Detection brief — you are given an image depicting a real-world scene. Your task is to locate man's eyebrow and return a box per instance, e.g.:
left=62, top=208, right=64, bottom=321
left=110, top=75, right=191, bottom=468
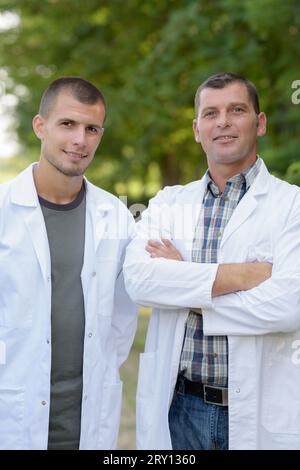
left=57, top=118, right=76, bottom=123
left=86, top=123, right=103, bottom=129
left=229, top=101, right=249, bottom=108
left=57, top=118, right=103, bottom=129
left=201, top=106, right=218, bottom=113
left=201, top=102, right=249, bottom=113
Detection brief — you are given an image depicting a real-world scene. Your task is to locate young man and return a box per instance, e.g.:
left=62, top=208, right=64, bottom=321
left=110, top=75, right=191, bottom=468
left=0, top=77, right=137, bottom=449
left=124, top=73, right=300, bottom=450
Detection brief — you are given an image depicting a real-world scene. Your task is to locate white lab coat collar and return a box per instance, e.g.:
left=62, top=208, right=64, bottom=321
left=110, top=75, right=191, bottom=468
left=221, top=158, right=270, bottom=247
left=10, top=163, right=40, bottom=207
left=172, top=158, right=270, bottom=249
left=9, top=164, right=115, bottom=283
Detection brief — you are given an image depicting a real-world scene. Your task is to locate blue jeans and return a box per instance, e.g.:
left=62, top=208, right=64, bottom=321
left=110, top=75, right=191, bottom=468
left=168, top=377, right=229, bottom=450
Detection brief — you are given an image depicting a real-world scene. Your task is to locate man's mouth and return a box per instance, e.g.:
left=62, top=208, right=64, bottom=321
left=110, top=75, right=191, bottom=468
left=213, top=135, right=238, bottom=142
left=63, top=150, right=88, bottom=159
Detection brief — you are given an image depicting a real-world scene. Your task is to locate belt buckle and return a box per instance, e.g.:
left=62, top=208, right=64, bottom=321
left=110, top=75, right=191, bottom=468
left=203, top=385, right=228, bottom=406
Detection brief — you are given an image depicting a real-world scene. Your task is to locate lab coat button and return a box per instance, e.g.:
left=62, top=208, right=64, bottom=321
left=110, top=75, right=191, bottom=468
left=235, top=388, right=240, bottom=394
left=92, top=271, right=96, bottom=277
left=88, top=332, right=93, bottom=338
left=41, top=400, right=47, bottom=406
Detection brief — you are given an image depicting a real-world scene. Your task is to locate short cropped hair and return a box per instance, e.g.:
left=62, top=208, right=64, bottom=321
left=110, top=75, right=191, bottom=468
left=39, top=76, right=106, bottom=117
left=194, top=72, right=260, bottom=116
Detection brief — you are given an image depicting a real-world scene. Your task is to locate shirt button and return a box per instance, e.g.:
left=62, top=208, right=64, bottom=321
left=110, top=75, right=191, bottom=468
left=217, top=231, right=222, bottom=237
left=223, top=196, right=229, bottom=201
left=213, top=352, right=218, bottom=358
left=41, top=400, right=47, bottom=406
left=88, top=332, right=93, bottom=338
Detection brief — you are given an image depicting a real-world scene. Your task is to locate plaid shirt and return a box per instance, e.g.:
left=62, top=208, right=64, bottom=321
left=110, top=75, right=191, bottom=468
left=179, top=158, right=261, bottom=386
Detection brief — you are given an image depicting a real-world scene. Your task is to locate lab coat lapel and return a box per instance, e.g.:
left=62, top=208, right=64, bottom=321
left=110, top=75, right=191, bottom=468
left=10, top=164, right=51, bottom=283
left=85, top=181, right=111, bottom=253
left=22, top=207, right=51, bottom=283
left=81, top=181, right=111, bottom=294
left=221, top=161, right=270, bottom=248
left=174, top=176, right=207, bottom=260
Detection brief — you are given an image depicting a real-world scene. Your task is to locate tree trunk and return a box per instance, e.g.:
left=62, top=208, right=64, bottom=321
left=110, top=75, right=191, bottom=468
left=161, top=153, right=181, bottom=187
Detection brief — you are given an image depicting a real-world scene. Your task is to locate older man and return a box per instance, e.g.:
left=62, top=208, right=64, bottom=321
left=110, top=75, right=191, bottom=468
left=124, top=72, right=300, bottom=450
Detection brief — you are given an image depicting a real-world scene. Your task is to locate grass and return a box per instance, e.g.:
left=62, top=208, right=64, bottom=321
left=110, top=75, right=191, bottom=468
left=117, top=310, right=150, bottom=450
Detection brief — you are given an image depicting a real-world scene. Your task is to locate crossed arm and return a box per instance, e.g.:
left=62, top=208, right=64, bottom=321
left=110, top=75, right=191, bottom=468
left=124, top=190, right=300, bottom=335
left=146, top=239, right=272, bottom=302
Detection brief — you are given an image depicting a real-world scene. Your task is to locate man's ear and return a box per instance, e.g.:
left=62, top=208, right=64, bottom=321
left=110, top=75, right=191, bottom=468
left=256, top=112, right=267, bottom=137
left=193, top=119, right=201, bottom=143
left=32, top=114, right=45, bottom=140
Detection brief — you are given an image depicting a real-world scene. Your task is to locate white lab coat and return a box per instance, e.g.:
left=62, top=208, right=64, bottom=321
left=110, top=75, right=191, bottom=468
left=0, top=164, right=137, bottom=450
left=124, top=159, right=300, bottom=450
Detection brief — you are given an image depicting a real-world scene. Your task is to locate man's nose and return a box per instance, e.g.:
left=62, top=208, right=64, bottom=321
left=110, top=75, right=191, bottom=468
left=72, top=126, right=87, bottom=147
left=216, top=111, right=231, bottom=128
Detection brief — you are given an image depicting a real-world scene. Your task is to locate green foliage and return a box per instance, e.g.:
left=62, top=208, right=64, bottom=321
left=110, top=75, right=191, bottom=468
left=286, top=161, right=300, bottom=186
left=0, top=0, right=299, bottom=201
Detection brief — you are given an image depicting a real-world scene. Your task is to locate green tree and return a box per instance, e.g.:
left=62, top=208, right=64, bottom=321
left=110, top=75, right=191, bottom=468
left=1, top=0, right=299, bottom=201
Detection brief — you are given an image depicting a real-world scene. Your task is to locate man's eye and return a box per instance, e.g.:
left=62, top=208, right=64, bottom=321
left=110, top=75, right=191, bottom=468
left=87, top=127, right=98, bottom=134
left=203, top=111, right=216, bottom=118
left=233, top=107, right=244, bottom=113
left=61, top=121, right=72, bottom=127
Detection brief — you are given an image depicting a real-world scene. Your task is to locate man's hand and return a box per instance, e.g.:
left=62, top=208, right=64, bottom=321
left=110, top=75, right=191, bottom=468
left=146, top=239, right=183, bottom=261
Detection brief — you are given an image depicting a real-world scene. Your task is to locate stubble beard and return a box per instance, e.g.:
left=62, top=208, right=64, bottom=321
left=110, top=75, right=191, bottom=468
left=45, top=153, right=90, bottom=177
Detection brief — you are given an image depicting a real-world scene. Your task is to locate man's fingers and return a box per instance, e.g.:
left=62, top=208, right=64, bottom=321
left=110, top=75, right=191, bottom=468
left=146, top=239, right=183, bottom=261
left=148, top=239, right=163, bottom=248
left=148, top=239, right=173, bottom=248
left=146, top=245, right=161, bottom=254
left=146, top=244, right=165, bottom=257
left=161, top=238, right=172, bottom=247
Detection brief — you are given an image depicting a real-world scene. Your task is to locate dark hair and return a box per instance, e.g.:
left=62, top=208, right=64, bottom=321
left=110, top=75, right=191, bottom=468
left=39, top=76, right=106, bottom=117
left=194, top=72, right=260, bottom=116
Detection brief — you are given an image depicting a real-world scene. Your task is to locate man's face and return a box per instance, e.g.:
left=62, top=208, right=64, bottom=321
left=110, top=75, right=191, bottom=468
left=193, top=82, right=266, bottom=170
left=33, top=91, right=105, bottom=177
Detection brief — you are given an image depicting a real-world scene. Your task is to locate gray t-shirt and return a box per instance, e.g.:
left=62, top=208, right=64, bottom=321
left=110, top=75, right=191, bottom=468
left=39, top=184, right=86, bottom=450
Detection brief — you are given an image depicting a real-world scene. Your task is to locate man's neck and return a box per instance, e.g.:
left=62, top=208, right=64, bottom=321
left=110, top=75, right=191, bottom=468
left=33, top=161, right=84, bottom=205
left=208, top=157, right=257, bottom=193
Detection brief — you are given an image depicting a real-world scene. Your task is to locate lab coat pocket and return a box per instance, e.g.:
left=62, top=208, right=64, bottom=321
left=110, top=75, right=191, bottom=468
left=262, top=344, right=300, bottom=435
left=0, top=388, right=25, bottom=449
left=136, top=352, right=157, bottom=438
left=97, top=381, right=123, bottom=449
left=0, top=259, right=33, bottom=328
left=263, top=392, right=300, bottom=436
left=0, top=294, right=33, bottom=329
